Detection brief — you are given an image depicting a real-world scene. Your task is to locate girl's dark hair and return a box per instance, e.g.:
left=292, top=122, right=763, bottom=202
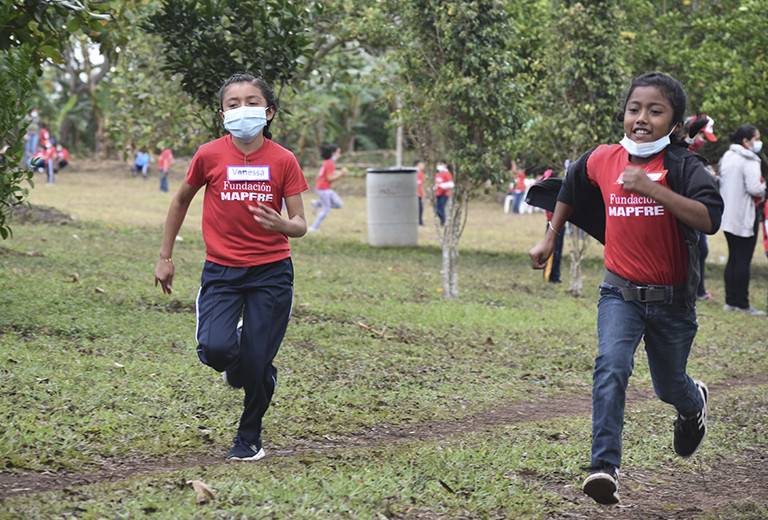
left=618, top=72, right=687, bottom=139
left=728, top=124, right=759, bottom=145
left=320, top=144, right=339, bottom=160
left=219, top=73, right=277, bottom=140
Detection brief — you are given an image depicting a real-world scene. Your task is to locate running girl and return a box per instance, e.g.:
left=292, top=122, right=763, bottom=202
left=155, top=73, right=308, bottom=461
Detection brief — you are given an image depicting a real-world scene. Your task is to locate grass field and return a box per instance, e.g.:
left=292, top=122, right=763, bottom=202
left=0, top=159, right=766, bottom=519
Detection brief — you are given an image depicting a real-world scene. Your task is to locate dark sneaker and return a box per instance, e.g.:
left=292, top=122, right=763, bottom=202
left=673, top=381, right=708, bottom=457
left=227, top=436, right=265, bottom=461
left=583, top=464, right=619, bottom=505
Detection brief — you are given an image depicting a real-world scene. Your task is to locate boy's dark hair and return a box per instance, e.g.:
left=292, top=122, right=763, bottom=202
left=728, top=124, right=759, bottom=145
left=412, top=158, right=422, bottom=166
left=320, top=144, right=339, bottom=160
left=618, top=72, right=687, bottom=137
left=218, top=73, right=277, bottom=140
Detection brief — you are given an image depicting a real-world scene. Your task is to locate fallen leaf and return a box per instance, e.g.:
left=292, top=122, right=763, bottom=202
left=187, top=479, right=215, bottom=503
left=95, top=287, right=106, bottom=294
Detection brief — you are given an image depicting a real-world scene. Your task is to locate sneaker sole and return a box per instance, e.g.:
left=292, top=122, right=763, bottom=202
left=583, top=474, right=619, bottom=505
left=227, top=447, right=265, bottom=461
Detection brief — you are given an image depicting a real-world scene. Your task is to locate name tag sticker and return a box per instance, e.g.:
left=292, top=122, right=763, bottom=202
left=227, top=166, right=270, bottom=181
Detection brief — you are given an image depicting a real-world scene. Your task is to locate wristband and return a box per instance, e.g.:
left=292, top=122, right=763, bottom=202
left=159, top=255, right=174, bottom=263
left=548, top=221, right=561, bottom=236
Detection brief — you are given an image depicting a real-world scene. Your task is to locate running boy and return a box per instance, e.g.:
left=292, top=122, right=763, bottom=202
left=308, top=143, right=346, bottom=231
left=155, top=73, right=308, bottom=461
left=529, top=72, right=723, bottom=505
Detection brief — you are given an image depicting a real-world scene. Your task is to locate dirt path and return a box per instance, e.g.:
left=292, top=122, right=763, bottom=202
left=2, top=375, right=766, bottom=519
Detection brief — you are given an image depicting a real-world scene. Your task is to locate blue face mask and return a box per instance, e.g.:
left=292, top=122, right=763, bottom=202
left=619, top=126, right=676, bottom=158
left=223, top=106, right=267, bottom=143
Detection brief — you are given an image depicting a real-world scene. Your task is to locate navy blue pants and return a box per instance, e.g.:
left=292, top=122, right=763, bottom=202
left=196, top=258, right=294, bottom=446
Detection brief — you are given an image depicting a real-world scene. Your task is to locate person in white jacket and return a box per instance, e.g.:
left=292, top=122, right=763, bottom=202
left=718, top=124, right=766, bottom=315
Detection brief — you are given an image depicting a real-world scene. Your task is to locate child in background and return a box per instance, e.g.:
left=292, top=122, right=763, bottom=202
left=414, top=159, right=425, bottom=226
left=308, top=143, right=346, bottom=232
left=55, top=143, right=69, bottom=173
left=529, top=72, right=723, bottom=505
left=132, top=150, right=150, bottom=178
left=434, top=158, right=454, bottom=226
left=158, top=148, right=174, bottom=192
left=154, top=73, right=308, bottom=461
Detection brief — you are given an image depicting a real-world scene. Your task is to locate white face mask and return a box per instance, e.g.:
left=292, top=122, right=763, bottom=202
left=223, top=106, right=267, bottom=143
left=750, top=140, right=763, bottom=154
left=619, top=126, right=676, bottom=158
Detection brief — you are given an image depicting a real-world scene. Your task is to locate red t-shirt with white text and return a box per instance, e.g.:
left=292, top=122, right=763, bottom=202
left=587, top=144, right=687, bottom=285
left=186, top=135, right=308, bottom=267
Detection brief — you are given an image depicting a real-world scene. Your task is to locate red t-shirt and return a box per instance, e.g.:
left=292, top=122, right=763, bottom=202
left=186, top=135, right=309, bottom=267
left=158, top=149, right=173, bottom=170
left=435, top=169, right=453, bottom=197
left=315, top=158, right=335, bottom=190
left=587, top=144, right=687, bottom=285
left=416, top=169, right=424, bottom=198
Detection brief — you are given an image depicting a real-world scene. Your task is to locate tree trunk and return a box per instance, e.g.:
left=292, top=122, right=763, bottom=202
left=567, top=224, right=591, bottom=297
left=439, top=188, right=466, bottom=300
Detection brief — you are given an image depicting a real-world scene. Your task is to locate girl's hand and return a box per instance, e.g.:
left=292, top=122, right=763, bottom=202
left=249, top=203, right=284, bottom=232
left=155, top=261, right=175, bottom=295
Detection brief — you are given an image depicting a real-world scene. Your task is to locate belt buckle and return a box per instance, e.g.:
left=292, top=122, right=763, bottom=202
left=636, top=286, right=651, bottom=302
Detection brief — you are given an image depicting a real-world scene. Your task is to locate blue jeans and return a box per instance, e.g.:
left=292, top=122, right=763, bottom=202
left=591, top=280, right=703, bottom=469
left=435, top=194, right=448, bottom=225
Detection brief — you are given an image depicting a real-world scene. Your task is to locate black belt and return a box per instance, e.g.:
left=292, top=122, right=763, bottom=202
left=603, top=270, right=685, bottom=303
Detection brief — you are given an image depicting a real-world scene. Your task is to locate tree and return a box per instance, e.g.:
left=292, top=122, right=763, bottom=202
left=0, top=0, right=112, bottom=238
left=144, top=0, right=315, bottom=139
left=517, top=0, right=629, bottom=296
left=385, top=0, right=524, bottom=299
left=102, top=30, right=208, bottom=159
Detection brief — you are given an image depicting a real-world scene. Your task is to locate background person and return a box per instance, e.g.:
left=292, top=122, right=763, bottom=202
left=158, top=147, right=174, bottom=192
left=434, top=158, right=454, bottom=225
left=684, top=114, right=718, bottom=302
left=718, top=124, right=766, bottom=315
left=308, top=144, right=346, bottom=232
left=414, top=158, right=425, bottom=226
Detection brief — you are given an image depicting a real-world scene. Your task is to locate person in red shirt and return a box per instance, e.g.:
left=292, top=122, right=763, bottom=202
left=155, top=73, right=308, bottom=462
left=511, top=169, right=527, bottom=214
left=683, top=114, right=718, bottom=302
left=414, top=159, right=425, bottom=226
left=308, top=144, right=346, bottom=231
left=434, top=158, right=454, bottom=225
left=54, top=143, right=69, bottom=173
left=157, top=148, right=174, bottom=192
left=530, top=72, right=722, bottom=505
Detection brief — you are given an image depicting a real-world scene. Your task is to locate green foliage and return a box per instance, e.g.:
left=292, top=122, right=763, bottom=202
left=518, top=0, right=629, bottom=168
left=390, top=0, right=524, bottom=188
left=144, top=0, right=315, bottom=139
left=0, top=0, right=111, bottom=70
left=0, top=0, right=113, bottom=238
left=0, top=43, right=36, bottom=239
left=103, top=31, right=208, bottom=157
left=384, top=0, right=525, bottom=298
